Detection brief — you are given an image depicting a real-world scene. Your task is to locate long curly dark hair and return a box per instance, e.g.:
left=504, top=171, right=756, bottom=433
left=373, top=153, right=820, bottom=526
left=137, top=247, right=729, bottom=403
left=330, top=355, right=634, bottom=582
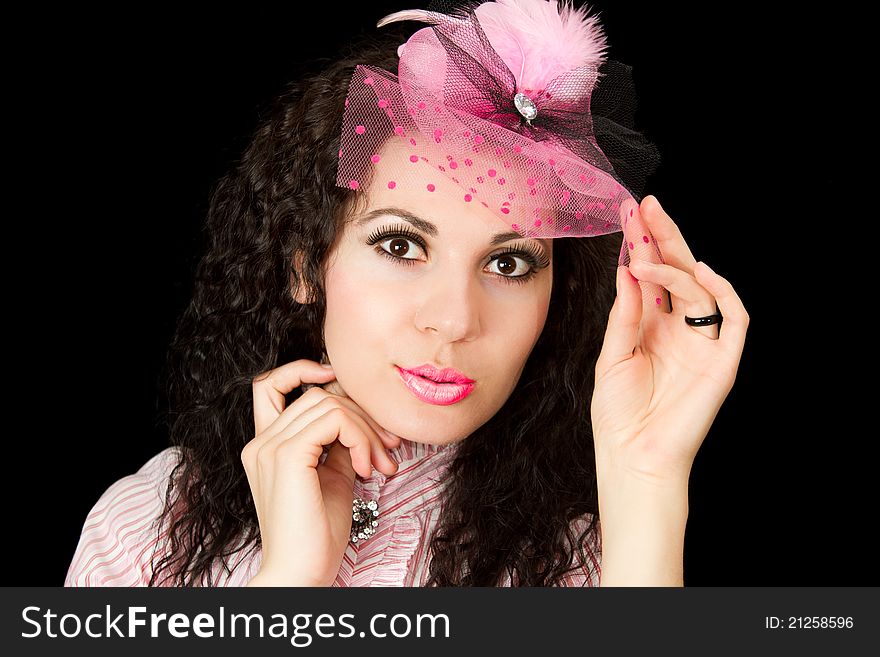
left=147, top=27, right=658, bottom=586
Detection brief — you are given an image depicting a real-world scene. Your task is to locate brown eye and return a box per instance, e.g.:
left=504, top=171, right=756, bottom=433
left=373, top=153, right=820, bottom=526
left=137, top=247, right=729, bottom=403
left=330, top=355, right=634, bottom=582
left=495, top=255, right=516, bottom=275
left=488, top=253, right=531, bottom=278
left=388, top=238, right=411, bottom=257
left=375, top=235, right=423, bottom=262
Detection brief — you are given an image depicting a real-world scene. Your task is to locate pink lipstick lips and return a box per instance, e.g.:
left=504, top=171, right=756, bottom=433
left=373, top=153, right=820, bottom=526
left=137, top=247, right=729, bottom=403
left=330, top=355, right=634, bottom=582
left=396, top=364, right=475, bottom=406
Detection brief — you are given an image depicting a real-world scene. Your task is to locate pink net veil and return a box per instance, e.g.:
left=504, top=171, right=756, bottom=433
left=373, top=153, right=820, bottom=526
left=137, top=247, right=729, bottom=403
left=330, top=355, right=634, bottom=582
left=336, top=0, right=663, bottom=275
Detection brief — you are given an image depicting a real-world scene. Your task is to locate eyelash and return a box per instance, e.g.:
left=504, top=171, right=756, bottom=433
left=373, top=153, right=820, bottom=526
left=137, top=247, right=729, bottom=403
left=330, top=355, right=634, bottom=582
left=365, top=223, right=550, bottom=286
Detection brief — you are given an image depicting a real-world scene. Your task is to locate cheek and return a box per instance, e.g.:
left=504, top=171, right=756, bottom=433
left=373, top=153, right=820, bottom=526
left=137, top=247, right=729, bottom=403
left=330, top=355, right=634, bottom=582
left=322, top=261, right=409, bottom=402
left=534, top=285, right=552, bottom=337
left=517, top=302, right=550, bottom=355
left=324, top=261, right=400, bottom=341
left=485, top=289, right=551, bottom=369
left=499, top=276, right=552, bottom=344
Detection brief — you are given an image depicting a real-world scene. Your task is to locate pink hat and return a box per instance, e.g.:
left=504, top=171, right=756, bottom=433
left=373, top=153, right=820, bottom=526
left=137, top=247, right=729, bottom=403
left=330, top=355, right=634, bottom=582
left=336, top=0, right=662, bottom=268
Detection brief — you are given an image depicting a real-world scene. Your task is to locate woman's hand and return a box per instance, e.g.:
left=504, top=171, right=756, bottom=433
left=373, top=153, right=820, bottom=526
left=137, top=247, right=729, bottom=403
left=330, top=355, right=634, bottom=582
left=591, top=195, right=750, bottom=486
left=242, top=359, right=401, bottom=586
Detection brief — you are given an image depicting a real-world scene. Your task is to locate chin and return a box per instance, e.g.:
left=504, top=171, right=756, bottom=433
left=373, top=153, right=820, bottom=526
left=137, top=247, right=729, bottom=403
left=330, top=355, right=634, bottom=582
left=385, top=415, right=473, bottom=445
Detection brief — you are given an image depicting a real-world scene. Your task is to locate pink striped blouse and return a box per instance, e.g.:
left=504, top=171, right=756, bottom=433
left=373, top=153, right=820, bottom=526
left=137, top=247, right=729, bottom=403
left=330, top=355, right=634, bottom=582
left=65, top=438, right=601, bottom=586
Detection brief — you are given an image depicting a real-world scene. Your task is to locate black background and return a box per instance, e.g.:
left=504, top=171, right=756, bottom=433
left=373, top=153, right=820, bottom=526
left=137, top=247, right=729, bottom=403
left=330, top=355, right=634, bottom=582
left=6, top=3, right=864, bottom=585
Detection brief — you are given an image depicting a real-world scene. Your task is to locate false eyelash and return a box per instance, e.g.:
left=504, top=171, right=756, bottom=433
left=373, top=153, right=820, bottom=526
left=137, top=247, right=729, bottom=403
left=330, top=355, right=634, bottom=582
left=365, top=223, right=549, bottom=285
left=491, top=244, right=551, bottom=271
left=366, top=223, right=427, bottom=250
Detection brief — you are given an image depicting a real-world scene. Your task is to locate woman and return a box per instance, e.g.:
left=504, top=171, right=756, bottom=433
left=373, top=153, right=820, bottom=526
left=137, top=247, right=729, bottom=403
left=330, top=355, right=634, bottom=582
left=65, top=0, right=748, bottom=587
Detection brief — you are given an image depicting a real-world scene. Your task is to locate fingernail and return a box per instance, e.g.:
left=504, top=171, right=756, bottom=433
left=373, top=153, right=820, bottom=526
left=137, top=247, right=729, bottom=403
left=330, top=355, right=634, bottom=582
left=321, top=363, right=333, bottom=369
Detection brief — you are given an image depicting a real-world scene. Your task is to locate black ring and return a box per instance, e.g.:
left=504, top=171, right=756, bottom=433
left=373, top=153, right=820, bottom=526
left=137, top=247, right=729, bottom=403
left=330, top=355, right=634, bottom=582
left=684, top=307, right=723, bottom=327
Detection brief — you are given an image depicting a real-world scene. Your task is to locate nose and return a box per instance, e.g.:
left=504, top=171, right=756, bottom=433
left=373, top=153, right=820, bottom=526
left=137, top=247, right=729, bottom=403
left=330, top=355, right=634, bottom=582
left=414, top=267, right=482, bottom=343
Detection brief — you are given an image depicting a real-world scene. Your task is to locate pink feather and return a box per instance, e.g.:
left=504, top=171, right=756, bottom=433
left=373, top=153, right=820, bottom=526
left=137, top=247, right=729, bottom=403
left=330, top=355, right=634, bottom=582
left=378, top=0, right=608, bottom=92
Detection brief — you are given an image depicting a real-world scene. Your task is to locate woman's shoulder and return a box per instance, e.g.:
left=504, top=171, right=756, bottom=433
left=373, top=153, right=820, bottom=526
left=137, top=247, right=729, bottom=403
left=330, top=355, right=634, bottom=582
left=94, top=446, right=186, bottom=509
left=64, top=446, right=186, bottom=586
left=131, top=446, right=185, bottom=485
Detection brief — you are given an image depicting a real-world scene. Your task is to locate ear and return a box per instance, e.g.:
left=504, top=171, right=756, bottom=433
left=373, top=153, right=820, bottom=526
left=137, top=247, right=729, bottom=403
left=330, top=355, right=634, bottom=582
left=290, top=250, right=316, bottom=305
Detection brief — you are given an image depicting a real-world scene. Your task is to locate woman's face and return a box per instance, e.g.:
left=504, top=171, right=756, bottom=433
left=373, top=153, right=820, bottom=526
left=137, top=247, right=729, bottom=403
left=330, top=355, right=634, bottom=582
left=309, top=139, right=553, bottom=445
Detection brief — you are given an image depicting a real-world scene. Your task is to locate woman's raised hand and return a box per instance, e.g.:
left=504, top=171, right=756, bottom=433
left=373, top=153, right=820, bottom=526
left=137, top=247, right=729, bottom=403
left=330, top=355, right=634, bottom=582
left=242, top=359, right=401, bottom=586
left=591, top=195, right=749, bottom=486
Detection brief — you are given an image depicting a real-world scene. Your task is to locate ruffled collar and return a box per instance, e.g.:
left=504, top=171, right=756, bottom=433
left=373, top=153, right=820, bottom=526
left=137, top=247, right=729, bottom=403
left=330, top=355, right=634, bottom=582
left=387, top=437, right=461, bottom=467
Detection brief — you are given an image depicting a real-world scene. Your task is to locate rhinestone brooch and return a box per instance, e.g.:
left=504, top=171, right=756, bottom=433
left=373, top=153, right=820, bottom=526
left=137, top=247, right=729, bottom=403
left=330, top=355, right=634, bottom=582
left=351, top=497, right=379, bottom=543
left=514, top=92, right=538, bottom=125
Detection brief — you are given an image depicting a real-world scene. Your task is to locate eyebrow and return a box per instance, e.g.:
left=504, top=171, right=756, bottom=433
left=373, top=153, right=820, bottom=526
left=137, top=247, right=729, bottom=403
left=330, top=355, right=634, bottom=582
left=355, top=207, right=551, bottom=252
